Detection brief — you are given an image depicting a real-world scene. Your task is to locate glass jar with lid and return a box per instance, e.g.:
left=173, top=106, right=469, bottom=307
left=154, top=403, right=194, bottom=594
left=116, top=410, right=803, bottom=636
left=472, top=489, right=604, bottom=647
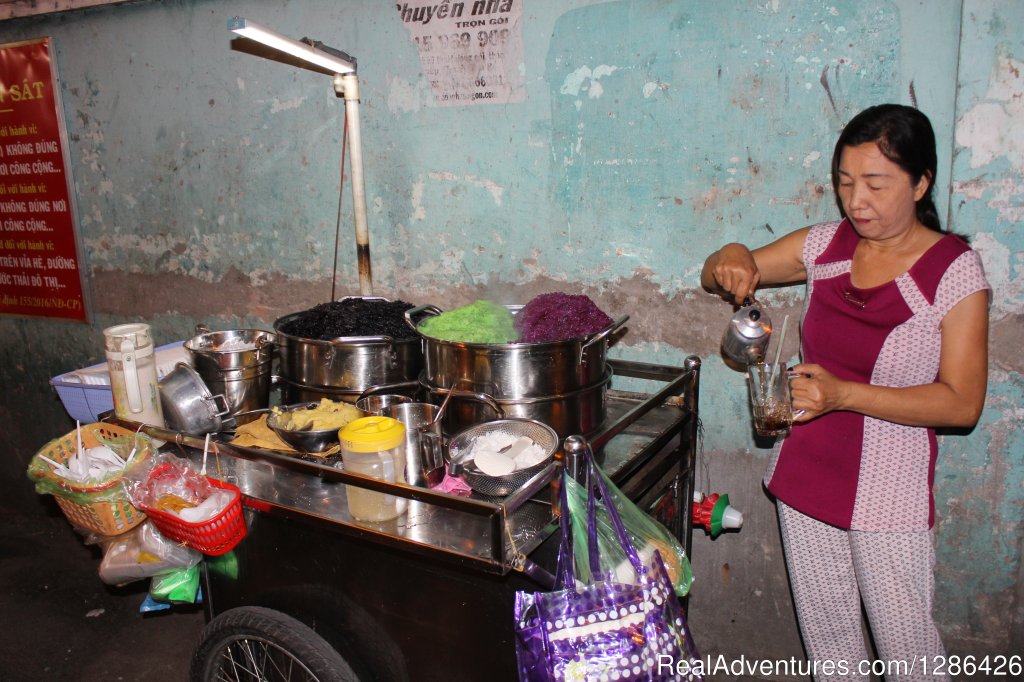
left=339, top=416, right=408, bottom=522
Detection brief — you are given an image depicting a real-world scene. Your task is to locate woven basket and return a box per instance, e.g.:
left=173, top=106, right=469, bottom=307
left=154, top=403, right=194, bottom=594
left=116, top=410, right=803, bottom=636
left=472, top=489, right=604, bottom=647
left=29, top=423, right=151, bottom=536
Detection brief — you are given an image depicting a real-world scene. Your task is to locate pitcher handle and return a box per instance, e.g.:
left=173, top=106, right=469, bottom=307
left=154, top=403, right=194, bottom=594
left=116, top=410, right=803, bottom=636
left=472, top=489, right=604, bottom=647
left=121, top=337, right=143, bottom=413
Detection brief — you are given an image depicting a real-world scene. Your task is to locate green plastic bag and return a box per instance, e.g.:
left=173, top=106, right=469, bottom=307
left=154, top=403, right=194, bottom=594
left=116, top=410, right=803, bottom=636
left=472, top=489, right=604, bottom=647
left=149, top=564, right=201, bottom=604
left=564, top=466, right=694, bottom=596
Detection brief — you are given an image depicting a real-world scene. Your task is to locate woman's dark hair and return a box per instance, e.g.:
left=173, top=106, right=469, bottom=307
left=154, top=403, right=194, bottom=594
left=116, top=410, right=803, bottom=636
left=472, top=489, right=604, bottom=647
left=831, top=104, right=946, bottom=234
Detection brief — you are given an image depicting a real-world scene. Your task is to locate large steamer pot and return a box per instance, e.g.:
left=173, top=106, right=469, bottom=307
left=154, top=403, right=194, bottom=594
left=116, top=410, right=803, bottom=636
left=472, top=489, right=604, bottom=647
left=274, top=298, right=424, bottom=394
left=405, top=304, right=628, bottom=399
left=422, top=369, right=611, bottom=439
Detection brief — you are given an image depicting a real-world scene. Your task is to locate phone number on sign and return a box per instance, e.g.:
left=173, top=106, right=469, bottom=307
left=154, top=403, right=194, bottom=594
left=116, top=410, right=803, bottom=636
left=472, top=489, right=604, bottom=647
left=916, top=655, right=1022, bottom=677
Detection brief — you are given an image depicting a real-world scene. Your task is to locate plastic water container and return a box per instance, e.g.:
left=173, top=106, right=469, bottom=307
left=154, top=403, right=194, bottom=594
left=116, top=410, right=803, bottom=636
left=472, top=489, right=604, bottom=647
left=339, top=416, right=408, bottom=522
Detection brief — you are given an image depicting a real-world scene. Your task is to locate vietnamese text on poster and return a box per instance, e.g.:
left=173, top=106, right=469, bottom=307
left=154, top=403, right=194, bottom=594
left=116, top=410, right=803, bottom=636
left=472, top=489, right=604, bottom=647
left=396, top=0, right=525, bottom=106
left=0, top=37, right=89, bottom=322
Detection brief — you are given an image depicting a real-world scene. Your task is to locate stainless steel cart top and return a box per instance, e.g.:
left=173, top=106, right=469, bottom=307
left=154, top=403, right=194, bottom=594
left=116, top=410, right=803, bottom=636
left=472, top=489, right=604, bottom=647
left=123, top=358, right=700, bottom=575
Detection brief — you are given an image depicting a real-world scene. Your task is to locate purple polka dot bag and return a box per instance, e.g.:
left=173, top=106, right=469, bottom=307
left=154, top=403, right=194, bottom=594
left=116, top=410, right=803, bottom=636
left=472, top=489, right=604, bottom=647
left=513, top=444, right=702, bottom=681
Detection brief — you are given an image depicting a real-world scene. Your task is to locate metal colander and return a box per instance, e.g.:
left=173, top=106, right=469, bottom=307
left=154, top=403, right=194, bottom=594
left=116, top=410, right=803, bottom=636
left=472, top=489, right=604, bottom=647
left=447, top=419, right=560, bottom=497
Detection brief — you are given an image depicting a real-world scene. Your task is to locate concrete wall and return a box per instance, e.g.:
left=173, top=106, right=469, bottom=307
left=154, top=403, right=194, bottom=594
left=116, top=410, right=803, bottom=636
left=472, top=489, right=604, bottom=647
left=1, top=0, right=1020, bottom=673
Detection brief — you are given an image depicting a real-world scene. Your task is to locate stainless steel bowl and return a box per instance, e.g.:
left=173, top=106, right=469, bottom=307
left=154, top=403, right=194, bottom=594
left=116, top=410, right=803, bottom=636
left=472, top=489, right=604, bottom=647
left=266, top=402, right=343, bottom=453
left=159, top=362, right=231, bottom=435
left=447, top=419, right=560, bottom=497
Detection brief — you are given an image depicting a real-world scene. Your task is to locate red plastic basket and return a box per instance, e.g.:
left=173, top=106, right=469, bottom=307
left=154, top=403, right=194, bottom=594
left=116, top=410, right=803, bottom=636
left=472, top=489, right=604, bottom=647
left=140, top=475, right=246, bottom=556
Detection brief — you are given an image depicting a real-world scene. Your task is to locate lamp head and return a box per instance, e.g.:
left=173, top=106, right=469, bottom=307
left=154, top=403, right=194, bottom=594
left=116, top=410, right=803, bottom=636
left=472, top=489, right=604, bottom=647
left=228, top=17, right=356, bottom=75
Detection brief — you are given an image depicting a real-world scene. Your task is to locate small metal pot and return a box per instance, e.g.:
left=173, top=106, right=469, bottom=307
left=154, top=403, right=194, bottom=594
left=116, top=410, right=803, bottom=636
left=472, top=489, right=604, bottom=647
left=158, top=363, right=231, bottom=435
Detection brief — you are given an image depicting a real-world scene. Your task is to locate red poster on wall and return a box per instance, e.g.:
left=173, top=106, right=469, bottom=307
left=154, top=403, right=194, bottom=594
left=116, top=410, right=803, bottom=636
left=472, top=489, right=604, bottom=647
left=0, top=37, right=89, bottom=322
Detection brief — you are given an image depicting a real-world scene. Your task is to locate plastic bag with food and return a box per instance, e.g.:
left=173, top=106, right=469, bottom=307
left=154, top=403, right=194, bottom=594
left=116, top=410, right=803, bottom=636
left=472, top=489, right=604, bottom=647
left=563, top=465, right=694, bottom=597
left=124, top=453, right=230, bottom=522
left=95, top=520, right=202, bottom=585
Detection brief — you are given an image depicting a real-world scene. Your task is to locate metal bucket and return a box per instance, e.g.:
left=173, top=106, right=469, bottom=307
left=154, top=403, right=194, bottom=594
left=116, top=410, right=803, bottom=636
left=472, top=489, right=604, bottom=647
left=184, top=327, right=276, bottom=418
left=274, top=302, right=424, bottom=393
left=406, top=304, right=627, bottom=399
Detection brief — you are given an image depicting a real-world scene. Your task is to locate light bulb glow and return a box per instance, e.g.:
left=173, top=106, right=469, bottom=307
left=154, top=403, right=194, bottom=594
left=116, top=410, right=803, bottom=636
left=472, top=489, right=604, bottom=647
left=228, top=17, right=355, bottom=74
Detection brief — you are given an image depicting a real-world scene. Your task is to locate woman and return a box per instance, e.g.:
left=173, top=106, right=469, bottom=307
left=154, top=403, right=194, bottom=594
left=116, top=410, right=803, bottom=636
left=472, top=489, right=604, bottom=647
left=701, top=104, right=989, bottom=681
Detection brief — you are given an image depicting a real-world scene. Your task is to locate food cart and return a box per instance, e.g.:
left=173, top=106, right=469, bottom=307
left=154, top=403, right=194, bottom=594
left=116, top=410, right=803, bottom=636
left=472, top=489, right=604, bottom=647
left=107, top=356, right=701, bottom=681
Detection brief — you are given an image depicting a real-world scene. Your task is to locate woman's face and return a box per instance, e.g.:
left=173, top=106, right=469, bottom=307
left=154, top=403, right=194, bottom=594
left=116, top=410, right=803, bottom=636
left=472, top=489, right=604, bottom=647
left=836, top=141, right=928, bottom=241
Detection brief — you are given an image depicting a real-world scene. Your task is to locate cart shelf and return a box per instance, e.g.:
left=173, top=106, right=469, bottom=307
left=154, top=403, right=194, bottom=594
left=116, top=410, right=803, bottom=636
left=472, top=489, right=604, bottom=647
left=114, top=357, right=701, bottom=575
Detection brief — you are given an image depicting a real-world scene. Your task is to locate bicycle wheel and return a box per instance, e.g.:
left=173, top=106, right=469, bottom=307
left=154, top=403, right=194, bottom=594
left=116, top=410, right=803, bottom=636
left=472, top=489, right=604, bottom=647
left=190, top=606, right=359, bottom=682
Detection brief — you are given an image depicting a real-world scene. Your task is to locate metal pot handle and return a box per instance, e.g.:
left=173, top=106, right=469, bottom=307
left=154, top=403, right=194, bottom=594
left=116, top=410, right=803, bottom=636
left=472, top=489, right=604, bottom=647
left=356, top=380, right=421, bottom=402
left=325, top=334, right=396, bottom=347
left=194, top=323, right=211, bottom=336
left=578, top=315, right=629, bottom=364
left=404, top=304, right=443, bottom=331
left=205, top=393, right=232, bottom=418
left=430, top=387, right=505, bottom=418
left=581, top=315, right=630, bottom=351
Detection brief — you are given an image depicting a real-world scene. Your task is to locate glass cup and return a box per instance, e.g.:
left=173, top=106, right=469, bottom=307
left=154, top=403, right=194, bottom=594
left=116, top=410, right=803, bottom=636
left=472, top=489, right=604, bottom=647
left=747, top=363, right=794, bottom=437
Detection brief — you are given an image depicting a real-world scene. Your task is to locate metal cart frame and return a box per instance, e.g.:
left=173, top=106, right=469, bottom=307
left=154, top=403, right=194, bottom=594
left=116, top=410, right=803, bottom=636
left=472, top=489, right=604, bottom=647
left=132, top=357, right=701, bottom=681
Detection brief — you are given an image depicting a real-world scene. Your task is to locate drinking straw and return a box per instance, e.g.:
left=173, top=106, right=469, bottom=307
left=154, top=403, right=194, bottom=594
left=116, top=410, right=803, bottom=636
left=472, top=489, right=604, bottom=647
left=768, top=314, right=790, bottom=387
left=202, top=433, right=211, bottom=475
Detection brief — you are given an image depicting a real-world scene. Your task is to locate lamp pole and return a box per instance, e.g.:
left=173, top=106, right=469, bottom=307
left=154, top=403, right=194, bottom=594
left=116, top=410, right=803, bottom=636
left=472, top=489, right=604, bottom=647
left=334, top=73, right=372, bottom=296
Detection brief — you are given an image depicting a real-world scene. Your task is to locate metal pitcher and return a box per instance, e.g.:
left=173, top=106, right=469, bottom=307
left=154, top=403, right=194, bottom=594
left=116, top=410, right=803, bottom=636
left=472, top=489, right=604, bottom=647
left=721, top=300, right=773, bottom=366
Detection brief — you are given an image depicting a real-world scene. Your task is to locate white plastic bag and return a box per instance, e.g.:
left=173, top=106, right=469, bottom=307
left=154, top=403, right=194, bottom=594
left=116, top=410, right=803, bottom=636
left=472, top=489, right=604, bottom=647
left=97, top=520, right=201, bottom=585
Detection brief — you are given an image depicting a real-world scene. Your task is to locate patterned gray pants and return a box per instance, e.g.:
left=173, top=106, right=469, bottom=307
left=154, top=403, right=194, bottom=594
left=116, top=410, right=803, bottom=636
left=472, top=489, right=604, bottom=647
left=778, top=502, right=950, bottom=682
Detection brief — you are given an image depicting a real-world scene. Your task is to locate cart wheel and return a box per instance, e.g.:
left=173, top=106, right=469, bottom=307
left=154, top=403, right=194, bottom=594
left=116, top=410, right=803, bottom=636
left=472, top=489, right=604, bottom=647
left=190, top=606, right=359, bottom=682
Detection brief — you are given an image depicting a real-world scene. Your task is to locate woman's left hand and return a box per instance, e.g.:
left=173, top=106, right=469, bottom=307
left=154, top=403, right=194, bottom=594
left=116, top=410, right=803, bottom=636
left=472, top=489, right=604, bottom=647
left=789, top=363, right=850, bottom=421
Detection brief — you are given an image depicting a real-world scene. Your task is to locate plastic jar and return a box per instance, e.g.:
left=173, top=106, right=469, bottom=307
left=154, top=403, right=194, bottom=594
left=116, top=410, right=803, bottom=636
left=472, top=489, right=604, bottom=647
left=103, top=323, right=164, bottom=427
left=338, top=416, right=408, bottom=522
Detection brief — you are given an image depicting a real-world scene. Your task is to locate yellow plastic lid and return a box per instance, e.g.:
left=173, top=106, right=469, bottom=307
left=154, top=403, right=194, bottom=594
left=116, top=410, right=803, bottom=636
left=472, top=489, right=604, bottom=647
left=339, top=416, right=405, bottom=452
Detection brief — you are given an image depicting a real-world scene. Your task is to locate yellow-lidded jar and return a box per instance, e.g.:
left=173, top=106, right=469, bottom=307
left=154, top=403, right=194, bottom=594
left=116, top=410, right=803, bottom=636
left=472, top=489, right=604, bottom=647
left=338, top=416, right=407, bottom=522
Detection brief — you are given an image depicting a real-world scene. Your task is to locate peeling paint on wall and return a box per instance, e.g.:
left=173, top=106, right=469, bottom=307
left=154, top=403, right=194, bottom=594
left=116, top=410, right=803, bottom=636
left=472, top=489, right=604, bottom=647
left=1, top=0, right=1022, bottom=662
left=956, top=57, right=1024, bottom=170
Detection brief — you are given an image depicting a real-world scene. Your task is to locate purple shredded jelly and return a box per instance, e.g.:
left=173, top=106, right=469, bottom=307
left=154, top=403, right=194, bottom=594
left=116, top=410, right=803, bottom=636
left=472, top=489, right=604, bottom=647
left=514, top=292, right=614, bottom=343
left=279, top=298, right=418, bottom=341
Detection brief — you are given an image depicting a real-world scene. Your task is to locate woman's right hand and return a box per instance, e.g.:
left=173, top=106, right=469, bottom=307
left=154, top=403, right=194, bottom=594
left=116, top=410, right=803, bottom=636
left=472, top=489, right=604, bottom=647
left=704, top=242, right=761, bottom=305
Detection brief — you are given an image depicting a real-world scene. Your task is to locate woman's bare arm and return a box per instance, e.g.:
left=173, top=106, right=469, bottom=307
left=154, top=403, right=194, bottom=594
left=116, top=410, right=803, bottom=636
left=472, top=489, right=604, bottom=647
left=701, top=227, right=811, bottom=304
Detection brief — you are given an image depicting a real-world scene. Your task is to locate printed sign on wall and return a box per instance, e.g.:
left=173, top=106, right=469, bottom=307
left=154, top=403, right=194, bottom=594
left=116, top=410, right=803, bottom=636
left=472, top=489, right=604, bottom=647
left=0, top=37, right=89, bottom=322
left=396, top=0, right=525, bottom=106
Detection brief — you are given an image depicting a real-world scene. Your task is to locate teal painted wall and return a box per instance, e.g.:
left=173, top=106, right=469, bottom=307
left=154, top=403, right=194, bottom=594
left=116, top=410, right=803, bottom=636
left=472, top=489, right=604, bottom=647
left=1, top=0, right=1020, bottom=668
